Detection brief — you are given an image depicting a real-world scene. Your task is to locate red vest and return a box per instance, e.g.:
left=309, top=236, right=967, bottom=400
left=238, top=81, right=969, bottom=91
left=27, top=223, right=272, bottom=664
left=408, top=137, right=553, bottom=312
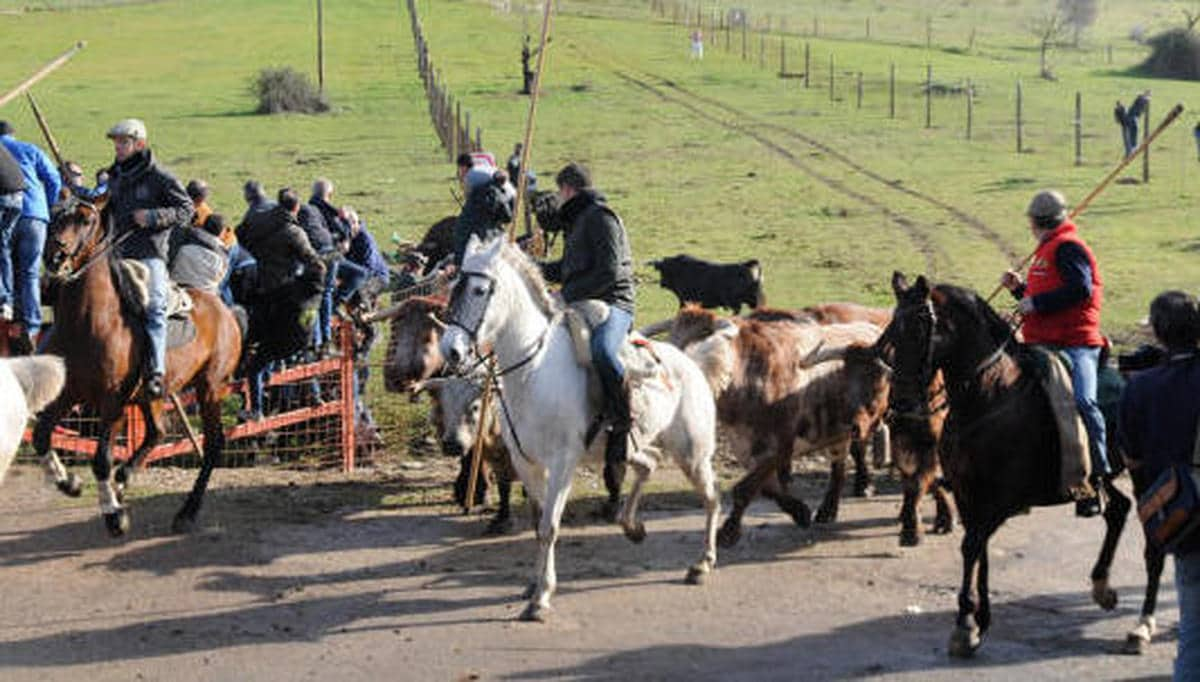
left=1022, top=221, right=1104, bottom=347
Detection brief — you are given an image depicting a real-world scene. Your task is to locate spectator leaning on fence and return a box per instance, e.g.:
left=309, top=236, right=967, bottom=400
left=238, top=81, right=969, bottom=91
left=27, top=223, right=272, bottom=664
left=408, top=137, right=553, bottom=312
left=0, top=120, right=62, bottom=355
left=0, top=145, right=24, bottom=328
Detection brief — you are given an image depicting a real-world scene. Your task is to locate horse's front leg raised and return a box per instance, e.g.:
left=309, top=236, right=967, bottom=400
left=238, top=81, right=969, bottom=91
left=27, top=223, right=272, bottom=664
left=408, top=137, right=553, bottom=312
left=33, top=395, right=83, bottom=497
left=618, top=447, right=657, bottom=544
left=521, top=462, right=574, bottom=622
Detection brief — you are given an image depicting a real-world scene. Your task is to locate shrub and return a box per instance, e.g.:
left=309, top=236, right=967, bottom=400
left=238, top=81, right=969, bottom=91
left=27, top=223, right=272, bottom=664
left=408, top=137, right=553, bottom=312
left=1136, top=29, right=1200, bottom=81
left=252, top=66, right=329, bottom=114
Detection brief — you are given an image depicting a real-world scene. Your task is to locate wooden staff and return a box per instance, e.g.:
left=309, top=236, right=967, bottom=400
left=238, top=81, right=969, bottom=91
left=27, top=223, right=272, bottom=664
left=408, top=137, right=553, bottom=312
left=26, top=92, right=66, bottom=171
left=0, top=42, right=86, bottom=110
left=507, top=0, right=555, bottom=251
left=466, top=0, right=556, bottom=513
left=986, top=103, right=1184, bottom=303
left=169, top=392, right=206, bottom=464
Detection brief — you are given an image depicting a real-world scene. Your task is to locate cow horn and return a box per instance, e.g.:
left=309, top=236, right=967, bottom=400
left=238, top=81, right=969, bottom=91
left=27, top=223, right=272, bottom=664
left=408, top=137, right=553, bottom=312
left=363, top=302, right=404, bottom=323
left=799, top=341, right=851, bottom=367
left=427, top=312, right=448, bottom=330
left=637, top=318, right=673, bottom=338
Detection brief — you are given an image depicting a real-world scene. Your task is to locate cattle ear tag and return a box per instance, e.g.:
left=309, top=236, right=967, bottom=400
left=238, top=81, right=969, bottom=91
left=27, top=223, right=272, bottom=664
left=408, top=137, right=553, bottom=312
left=631, top=338, right=652, bottom=348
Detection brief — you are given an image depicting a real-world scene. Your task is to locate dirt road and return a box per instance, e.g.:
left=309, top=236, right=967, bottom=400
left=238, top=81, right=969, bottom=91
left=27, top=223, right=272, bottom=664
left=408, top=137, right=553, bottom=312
left=0, top=462, right=1177, bottom=681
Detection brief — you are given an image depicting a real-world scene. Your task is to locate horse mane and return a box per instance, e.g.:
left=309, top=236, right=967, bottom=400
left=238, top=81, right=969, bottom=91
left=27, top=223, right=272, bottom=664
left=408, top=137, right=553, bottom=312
left=932, top=283, right=1024, bottom=390
left=498, top=241, right=557, bottom=316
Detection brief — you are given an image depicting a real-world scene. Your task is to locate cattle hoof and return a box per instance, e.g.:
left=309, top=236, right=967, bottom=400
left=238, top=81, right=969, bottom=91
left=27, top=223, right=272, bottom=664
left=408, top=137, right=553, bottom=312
left=171, top=512, right=197, bottom=535
left=622, top=521, right=646, bottom=544
left=716, top=521, right=741, bottom=548
left=519, top=602, right=551, bottom=623
left=103, top=510, right=130, bottom=538
left=814, top=505, right=838, bottom=524
left=57, top=473, right=83, bottom=498
left=947, top=624, right=981, bottom=659
left=483, top=516, right=514, bottom=536
left=684, top=564, right=711, bottom=585
left=1092, top=579, right=1118, bottom=611
left=899, top=528, right=921, bottom=547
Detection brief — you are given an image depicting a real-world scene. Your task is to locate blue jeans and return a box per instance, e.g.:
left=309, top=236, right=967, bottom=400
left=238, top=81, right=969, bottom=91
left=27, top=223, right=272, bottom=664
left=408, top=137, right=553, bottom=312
left=0, top=192, right=21, bottom=311
left=138, top=257, right=169, bottom=377
left=1063, top=345, right=1109, bottom=476
left=220, top=243, right=255, bottom=306
left=317, top=257, right=369, bottom=347
left=1176, top=549, right=1200, bottom=680
left=590, top=306, right=633, bottom=422
left=12, top=216, right=46, bottom=331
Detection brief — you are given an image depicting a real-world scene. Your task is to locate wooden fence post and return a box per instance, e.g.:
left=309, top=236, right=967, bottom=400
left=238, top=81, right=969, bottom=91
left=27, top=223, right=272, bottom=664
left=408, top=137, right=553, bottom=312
left=926, top=15, right=932, bottom=48
left=856, top=71, right=863, bottom=109
left=866, top=17, right=871, bottom=40
left=804, top=42, right=810, bottom=88
left=829, top=53, right=835, bottom=102
left=1074, top=91, right=1082, bottom=166
left=1016, top=80, right=1024, bottom=153
left=760, top=27, right=766, bottom=69
left=966, top=80, right=973, bottom=140
left=316, top=0, right=325, bottom=95
left=780, top=36, right=786, bottom=76
left=925, top=63, right=932, bottom=129
left=742, top=21, right=747, bottom=60
left=889, top=62, right=895, bottom=119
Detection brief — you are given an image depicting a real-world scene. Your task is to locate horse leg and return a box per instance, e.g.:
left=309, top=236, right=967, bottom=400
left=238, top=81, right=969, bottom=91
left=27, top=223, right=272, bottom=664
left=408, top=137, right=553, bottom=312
left=115, top=398, right=164, bottom=496
left=676, top=448, right=720, bottom=585
left=870, top=422, right=891, bottom=469
left=172, top=391, right=224, bottom=533
left=617, top=451, right=655, bottom=544
left=520, top=461, right=574, bottom=622
left=33, top=394, right=83, bottom=497
left=851, top=437, right=875, bottom=498
left=598, top=459, right=625, bottom=523
left=898, top=470, right=923, bottom=547
left=1090, top=476, right=1130, bottom=612
left=92, top=421, right=129, bottom=538
left=815, top=440, right=850, bottom=523
left=948, top=523, right=988, bottom=658
left=931, top=476, right=955, bottom=535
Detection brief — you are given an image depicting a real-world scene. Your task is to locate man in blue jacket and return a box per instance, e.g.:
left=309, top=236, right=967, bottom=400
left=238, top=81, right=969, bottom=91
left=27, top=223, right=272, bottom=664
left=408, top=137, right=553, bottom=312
left=0, top=121, right=61, bottom=354
left=1120, top=290, right=1200, bottom=679
left=0, top=145, right=24, bottom=328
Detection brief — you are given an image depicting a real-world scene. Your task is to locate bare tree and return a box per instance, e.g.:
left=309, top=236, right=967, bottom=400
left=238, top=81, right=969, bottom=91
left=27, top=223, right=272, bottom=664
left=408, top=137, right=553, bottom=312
left=1058, top=0, right=1099, bottom=47
left=1185, top=4, right=1200, bottom=33
left=1029, top=8, right=1071, bottom=79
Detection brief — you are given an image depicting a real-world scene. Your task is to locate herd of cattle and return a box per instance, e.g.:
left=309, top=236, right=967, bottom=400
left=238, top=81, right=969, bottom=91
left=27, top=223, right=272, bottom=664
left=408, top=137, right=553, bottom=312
left=373, top=249, right=951, bottom=549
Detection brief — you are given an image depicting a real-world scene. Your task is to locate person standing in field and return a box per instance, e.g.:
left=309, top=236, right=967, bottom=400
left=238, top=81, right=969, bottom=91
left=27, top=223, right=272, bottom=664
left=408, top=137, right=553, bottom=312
left=690, top=29, right=704, bottom=60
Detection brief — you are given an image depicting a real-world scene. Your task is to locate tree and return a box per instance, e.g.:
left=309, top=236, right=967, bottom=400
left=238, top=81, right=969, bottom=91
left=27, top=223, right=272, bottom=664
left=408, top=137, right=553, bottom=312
left=1058, top=0, right=1099, bottom=47
left=1029, top=8, right=1071, bottom=79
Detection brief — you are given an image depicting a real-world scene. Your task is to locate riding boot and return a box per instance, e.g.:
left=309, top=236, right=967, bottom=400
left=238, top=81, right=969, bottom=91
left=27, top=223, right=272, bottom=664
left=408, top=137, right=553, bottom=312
left=9, top=328, right=34, bottom=356
left=604, top=379, right=633, bottom=467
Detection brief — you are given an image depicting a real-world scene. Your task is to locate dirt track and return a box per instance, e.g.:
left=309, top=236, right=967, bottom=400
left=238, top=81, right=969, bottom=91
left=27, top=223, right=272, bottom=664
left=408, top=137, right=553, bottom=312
left=0, top=461, right=1178, bottom=681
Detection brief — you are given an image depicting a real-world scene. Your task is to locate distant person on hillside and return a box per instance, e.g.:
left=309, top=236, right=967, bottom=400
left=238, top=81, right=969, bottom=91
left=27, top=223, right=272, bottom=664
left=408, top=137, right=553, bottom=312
left=520, top=34, right=540, bottom=95
left=690, top=29, right=704, bottom=60
left=1115, top=90, right=1151, bottom=158
left=1193, top=122, right=1200, bottom=162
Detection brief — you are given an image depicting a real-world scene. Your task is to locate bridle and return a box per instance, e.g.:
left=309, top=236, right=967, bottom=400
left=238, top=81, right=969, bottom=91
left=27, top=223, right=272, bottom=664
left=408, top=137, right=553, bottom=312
left=48, top=200, right=129, bottom=283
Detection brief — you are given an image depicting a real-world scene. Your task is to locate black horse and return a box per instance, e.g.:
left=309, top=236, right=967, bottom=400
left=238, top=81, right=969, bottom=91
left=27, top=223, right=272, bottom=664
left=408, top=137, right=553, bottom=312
left=885, top=272, right=1131, bottom=658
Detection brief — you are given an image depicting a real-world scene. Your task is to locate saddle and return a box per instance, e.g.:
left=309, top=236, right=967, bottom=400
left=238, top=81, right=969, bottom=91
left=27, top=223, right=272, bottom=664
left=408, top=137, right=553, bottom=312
left=563, top=301, right=669, bottom=446
left=113, top=259, right=197, bottom=349
left=1028, top=347, right=1093, bottom=500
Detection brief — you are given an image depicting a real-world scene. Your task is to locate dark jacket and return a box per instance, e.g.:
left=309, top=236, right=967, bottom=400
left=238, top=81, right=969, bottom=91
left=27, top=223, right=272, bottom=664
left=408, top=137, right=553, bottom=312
left=0, top=145, right=24, bottom=194
left=106, top=149, right=193, bottom=261
left=542, top=189, right=635, bottom=314
left=309, top=195, right=347, bottom=246
left=240, top=206, right=326, bottom=298
left=452, top=178, right=513, bottom=264
left=297, top=203, right=335, bottom=255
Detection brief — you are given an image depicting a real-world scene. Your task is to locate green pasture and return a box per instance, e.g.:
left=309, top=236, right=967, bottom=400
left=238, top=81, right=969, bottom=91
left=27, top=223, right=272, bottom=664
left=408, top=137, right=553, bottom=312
left=2, top=0, right=1200, bottom=459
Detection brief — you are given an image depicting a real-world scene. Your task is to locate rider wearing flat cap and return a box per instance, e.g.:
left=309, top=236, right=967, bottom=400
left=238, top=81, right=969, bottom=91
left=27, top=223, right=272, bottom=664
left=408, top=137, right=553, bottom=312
left=1001, top=189, right=1108, bottom=517
left=104, top=118, right=194, bottom=399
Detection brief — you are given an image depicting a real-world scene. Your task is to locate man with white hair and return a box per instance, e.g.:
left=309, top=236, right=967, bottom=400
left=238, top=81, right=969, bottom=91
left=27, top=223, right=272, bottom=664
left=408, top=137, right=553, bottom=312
left=104, top=118, right=193, bottom=399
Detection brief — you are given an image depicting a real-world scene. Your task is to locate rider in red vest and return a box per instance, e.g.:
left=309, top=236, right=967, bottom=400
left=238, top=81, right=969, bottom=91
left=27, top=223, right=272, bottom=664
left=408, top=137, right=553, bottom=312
left=1001, top=189, right=1108, bottom=517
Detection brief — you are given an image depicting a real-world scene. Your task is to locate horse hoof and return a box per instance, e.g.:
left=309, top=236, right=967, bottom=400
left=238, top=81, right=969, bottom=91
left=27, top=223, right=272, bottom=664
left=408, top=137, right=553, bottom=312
left=1122, top=633, right=1150, bottom=655
left=483, top=517, right=514, bottom=536
left=103, top=510, right=130, bottom=538
left=1092, top=581, right=1118, bottom=611
left=716, top=523, right=741, bottom=548
left=114, top=465, right=132, bottom=486
left=57, top=473, right=83, bottom=498
left=684, top=565, right=710, bottom=585
left=519, top=602, right=550, bottom=623
left=814, top=506, right=837, bottom=524
left=171, top=512, right=197, bottom=535
left=520, top=582, right=537, bottom=600
left=899, top=528, right=921, bottom=547
left=853, top=484, right=875, bottom=499
left=947, top=624, right=981, bottom=659
left=932, top=518, right=954, bottom=535
left=622, top=521, right=646, bottom=544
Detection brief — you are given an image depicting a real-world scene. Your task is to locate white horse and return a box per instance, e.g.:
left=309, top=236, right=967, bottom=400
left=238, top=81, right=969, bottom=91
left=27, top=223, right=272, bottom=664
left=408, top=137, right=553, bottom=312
left=440, top=236, right=720, bottom=621
left=1, top=355, right=66, bottom=486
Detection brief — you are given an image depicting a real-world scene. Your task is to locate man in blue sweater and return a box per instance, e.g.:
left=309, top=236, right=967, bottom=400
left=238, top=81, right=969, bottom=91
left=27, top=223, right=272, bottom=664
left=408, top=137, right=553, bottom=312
left=0, top=121, right=61, bottom=354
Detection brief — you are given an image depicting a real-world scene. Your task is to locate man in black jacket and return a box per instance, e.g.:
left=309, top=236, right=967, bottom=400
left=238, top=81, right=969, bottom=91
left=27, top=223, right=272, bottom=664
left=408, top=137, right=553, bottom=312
left=542, top=163, right=636, bottom=466
left=104, top=119, right=194, bottom=398
left=0, top=146, right=24, bottom=324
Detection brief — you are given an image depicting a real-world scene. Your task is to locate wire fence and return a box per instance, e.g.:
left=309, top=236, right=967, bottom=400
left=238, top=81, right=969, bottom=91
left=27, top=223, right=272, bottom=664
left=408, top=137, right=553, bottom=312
left=408, top=0, right=485, bottom=159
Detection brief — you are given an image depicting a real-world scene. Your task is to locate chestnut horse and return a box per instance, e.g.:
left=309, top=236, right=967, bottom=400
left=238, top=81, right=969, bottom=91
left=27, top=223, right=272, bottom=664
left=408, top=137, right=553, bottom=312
left=33, top=197, right=242, bottom=536
left=885, top=273, right=1129, bottom=658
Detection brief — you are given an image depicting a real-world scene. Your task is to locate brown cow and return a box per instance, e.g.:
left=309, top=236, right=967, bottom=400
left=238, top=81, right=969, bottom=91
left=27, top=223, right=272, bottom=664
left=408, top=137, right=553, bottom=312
left=667, top=305, right=886, bottom=546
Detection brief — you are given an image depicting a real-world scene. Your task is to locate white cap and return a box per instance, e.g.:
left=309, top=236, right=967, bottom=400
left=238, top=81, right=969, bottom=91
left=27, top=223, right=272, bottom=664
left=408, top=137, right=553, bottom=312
left=106, top=118, right=147, bottom=141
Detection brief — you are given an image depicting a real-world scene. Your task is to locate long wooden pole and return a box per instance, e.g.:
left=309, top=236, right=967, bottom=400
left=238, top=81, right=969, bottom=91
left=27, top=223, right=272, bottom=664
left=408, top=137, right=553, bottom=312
left=462, top=367, right=496, bottom=514
left=0, top=42, right=86, bottom=110
left=507, top=0, right=555, bottom=247
left=986, top=103, right=1184, bottom=303
left=26, top=92, right=66, bottom=170
left=317, top=0, right=326, bottom=95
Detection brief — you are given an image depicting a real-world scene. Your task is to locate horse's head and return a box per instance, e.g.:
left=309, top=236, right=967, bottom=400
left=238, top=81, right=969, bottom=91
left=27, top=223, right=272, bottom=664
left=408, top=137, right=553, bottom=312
left=885, top=272, right=942, bottom=419
left=45, top=195, right=109, bottom=278
left=441, top=235, right=509, bottom=371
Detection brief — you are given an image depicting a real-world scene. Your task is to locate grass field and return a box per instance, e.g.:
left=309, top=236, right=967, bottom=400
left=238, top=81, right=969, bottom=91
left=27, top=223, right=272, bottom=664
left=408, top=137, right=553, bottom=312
left=2, top=0, right=1199, bottom=456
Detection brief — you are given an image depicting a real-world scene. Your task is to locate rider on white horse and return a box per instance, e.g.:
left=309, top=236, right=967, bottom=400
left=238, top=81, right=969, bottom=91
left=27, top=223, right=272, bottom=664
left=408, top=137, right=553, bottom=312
left=540, top=163, right=637, bottom=468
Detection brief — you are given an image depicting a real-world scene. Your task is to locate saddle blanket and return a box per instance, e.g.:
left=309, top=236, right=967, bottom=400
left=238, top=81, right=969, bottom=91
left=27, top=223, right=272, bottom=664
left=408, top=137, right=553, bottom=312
left=1030, top=347, right=1092, bottom=500
left=116, top=259, right=197, bottom=349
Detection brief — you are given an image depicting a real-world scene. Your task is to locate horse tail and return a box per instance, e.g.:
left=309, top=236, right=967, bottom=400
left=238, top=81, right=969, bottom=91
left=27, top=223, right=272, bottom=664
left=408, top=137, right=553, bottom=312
left=7, top=355, right=67, bottom=413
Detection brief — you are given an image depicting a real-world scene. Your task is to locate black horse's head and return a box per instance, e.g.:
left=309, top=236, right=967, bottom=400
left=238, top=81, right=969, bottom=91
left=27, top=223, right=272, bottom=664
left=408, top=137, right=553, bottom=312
left=885, top=271, right=1014, bottom=418
left=45, top=195, right=110, bottom=278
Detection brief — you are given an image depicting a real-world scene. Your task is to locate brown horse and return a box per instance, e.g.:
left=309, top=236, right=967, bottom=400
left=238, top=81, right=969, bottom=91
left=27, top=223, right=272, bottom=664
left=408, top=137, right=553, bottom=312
left=33, top=197, right=242, bottom=536
left=885, top=273, right=1129, bottom=657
